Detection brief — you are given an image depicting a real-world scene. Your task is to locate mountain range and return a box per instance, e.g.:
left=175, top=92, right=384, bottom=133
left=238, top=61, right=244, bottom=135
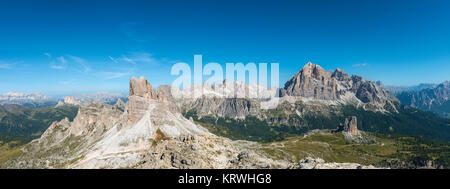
left=0, top=92, right=58, bottom=108
left=1, top=62, right=449, bottom=169
left=395, top=81, right=450, bottom=118
left=0, top=103, right=78, bottom=143
left=176, top=63, right=449, bottom=141
left=0, top=92, right=127, bottom=108
left=383, top=83, right=438, bottom=94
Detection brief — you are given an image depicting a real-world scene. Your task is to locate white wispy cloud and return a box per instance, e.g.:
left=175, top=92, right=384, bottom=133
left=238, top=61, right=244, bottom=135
left=44, top=52, right=52, bottom=58
left=67, top=55, right=91, bottom=73
left=57, top=56, right=67, bottom=64
left=121, top=56, right=137, bottom=64
left=99, top=71, right=132, bottom=80
left=0, top=63, right=12, bottom=69
left=58, top=79, right=78, bottom=85
left=47, top=54, right=91, bottom=73
left=109, top=56, right=119, bottom=64
left=109, top=52, right=176, bottom=65
left=352, top=63, right=368, bottom=67
left=50, top=56, right=68, bottom=69
left=50, top=64, right=65, bottom=69
left=0, top=60, right=15, bottom=69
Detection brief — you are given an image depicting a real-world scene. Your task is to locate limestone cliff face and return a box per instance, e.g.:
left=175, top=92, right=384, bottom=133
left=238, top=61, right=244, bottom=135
left=63, top=96, right=81, bottom=106
left=160, top=81, right=275, bottom=119
left=283, top=62, right=399, bottom=112
left=336, top=116, right=359, bottom=136
left=129, top=76, right=159, bottom=99
left=127, top=76, right=171, bottom=125
left=344, top=116, right=358, bottom=136
left=284, top=62, right=339, bottom=100
left=189, top=97, right=260, bottom=119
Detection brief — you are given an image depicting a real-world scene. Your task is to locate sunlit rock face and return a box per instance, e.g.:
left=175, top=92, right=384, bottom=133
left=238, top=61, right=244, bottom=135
left=284, top=62, right=339, bottom=100
left=283, top=62, right=399, bottom=112
left=127, top=76, right=170, bottom=125
left=129, top=76, right=160, bottom=99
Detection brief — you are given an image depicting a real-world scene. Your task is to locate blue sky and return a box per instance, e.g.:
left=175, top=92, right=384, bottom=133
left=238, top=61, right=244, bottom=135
left=0, top=0, right=449, bottom=97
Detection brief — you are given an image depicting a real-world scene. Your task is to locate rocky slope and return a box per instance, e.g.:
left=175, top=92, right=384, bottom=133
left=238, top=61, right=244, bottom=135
left=296, top=157, right=378, bottom=169
left=396, top=81, right=450, bottom=118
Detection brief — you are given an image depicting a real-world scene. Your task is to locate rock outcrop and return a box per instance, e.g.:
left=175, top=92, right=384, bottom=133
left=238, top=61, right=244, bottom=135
left=337, top=116, right=359, bottom=136
left=129, top=76, right=160, bottom=99
left=114, top=98, right=126, bottom=110
left=127, top=76, right=170, bottom=124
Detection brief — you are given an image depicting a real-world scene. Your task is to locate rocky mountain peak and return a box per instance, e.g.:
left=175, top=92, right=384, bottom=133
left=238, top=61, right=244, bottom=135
left=331, top=68, right=351, bottom=81
left=283, top=62, right=338, bottom=100
left=114, top=98, right=126, bottom=110
left=63, top=96, right=81, bottom=105
left=129, top=76, right=160, bottom=99
left=127, top=76, right=177, bottom=125
left=300, top=62, right=328, bottom=80
left=441, top=81, right=449, bottom=88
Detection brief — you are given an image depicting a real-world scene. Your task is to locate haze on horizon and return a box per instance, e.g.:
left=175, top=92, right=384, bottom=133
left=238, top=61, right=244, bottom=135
left=1, top=0, right=449, bottom=96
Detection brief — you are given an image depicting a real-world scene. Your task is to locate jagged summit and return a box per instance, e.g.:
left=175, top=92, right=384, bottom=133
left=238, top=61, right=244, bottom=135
left=127, top=76, right=170, bottom=124
left=283, top=62, right=339, bottom=100
left=331, top=68, right=351, bottom=81
left=298, top=62, right=328, bottom=80
left=129, top=76, right=159, bottom=99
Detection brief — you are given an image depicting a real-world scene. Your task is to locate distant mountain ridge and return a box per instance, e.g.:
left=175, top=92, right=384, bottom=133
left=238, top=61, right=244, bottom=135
left=58, top=92, right=127, bottom=106
left=0, top=91, right=127, bottom=108
left=64, top=92, right=127, bottom=104
left=396, top=81, right=450, bottom=118
left=0, top=92, right=58, bottom=108
left=383, top=83, right=438, bottom=94
left=0, top=103, right=78, bottom=143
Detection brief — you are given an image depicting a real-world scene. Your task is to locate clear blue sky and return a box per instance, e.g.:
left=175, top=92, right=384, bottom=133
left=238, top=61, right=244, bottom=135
left=0, top=0, right=449, bottom=97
